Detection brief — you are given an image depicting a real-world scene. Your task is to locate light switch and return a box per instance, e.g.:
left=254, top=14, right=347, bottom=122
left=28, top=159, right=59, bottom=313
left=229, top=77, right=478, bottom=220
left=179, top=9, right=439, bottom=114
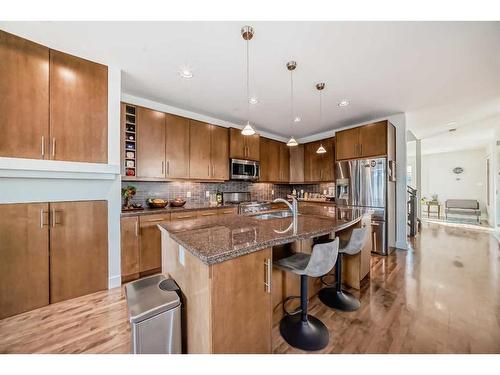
left=205, top=191, right=210, bottom=198
left=186, top=191, right=191, bottom=198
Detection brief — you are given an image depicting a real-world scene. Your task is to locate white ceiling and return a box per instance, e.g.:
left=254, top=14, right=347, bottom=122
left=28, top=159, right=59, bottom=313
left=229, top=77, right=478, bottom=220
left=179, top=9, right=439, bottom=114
left=1, top=21, right=500, bottom=144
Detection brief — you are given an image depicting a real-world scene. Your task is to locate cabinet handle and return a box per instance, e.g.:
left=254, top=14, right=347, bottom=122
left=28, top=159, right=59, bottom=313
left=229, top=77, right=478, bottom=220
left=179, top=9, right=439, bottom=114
left=135, top=220, right=139, bottom=237
left=208, top=164, right=210, bottom=177
left=40, top=209, right=48, bottom=228
left=51, top=138, right=56, bottom=158
left=212, top=164, right=215, bottom=177
left=201, top=212, right=216, bottom=216
left=360, top=144, right=363, bottom=156
left=162, top=161, right=164, bottom=175
left=41, top=136, right=45, bottom=157
left=176, top=215, right=194, bottom=219
left=51, top=209, right=62, bottom=227
left=167, top=161, right=170, bottom=175
left=264, top=259, right=272, bottom=293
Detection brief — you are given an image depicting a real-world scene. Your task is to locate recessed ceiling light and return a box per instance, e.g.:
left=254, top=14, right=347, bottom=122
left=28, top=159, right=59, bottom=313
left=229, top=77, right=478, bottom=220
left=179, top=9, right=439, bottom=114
left=338, top=99, right=350, bottom=107
left=449, top=128, right=457, bottom=133
left=179, top=68, right=193, bottom=79
left=249, top=97, right=258, bottom=104
left=294, top=116, right=301, bottom=123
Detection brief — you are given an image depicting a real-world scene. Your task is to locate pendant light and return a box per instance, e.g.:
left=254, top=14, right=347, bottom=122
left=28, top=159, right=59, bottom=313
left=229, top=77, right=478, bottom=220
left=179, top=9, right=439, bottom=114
left=316, top=82, right=327, bottom=154
left=241, top=26, right=256, bottom=136
left=286, top=61, right=298, bottom=147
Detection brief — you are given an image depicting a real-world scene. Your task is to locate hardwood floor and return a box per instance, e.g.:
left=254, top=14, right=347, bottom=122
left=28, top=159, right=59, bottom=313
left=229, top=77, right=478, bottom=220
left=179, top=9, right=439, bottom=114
left=0, top=221, right=499, bottom=354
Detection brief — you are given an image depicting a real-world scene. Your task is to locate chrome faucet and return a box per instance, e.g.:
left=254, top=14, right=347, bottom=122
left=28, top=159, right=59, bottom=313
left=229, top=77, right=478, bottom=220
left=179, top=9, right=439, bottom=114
left=272, top=196, right=298, bottom=235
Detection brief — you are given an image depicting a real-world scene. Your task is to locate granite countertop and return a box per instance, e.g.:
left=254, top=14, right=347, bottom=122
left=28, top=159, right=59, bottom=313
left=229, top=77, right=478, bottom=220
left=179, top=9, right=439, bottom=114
left=158, top=206, right=366, bottom=265
left=121, top=202, right=238, bottom=217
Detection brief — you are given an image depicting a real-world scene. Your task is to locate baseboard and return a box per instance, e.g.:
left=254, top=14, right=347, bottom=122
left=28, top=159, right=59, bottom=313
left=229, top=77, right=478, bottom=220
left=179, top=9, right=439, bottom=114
left=108, top=275, right=121, bottom=289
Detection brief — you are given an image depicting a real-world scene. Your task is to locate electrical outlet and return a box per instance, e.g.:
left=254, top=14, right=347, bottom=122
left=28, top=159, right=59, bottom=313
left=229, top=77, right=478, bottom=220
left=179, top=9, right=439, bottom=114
left=205, top=191, right=210, bottom=198
left=186, top=191, right=191, bottom=198
left=271, top=190, right=275, bottom=196
left=323, top=189, right=327, bottom=195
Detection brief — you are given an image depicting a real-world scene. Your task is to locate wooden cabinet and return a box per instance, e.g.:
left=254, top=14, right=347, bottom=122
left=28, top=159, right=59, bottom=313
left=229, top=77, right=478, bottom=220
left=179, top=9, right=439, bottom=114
left=139, top=213, right=170, bottom=273
left=189, top=120, right=228, bottom=180
left=121, top=216, right=140, bottom=282
left=49, top=201, right=108, bottom=303
left=137, top=107, right=166, bottom=178
left=165, top=114, right=190, bottom=178
left=0, top=30, right=49, bottom=160
left=229, top=128, right=260, bottom=161
left=304, top=138, right=335, bottom=182
left=211, top=248, right=272, bottom=353
left=49, top=50, right=108, bottom=163
left=0, top=201, right=108, bottom=317
left=0, top=203, right=50, bottom=319
left=289, top=144, right=305, bottom=183
left=259, top=138, right=288, bottom=182
left=335, top=121, right=388, bottom=160
left=0, top=31, right=108, bottom=163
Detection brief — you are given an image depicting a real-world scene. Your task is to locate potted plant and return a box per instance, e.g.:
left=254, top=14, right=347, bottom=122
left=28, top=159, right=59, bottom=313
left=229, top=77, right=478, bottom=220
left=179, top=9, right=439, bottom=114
left=122, top=185, right=137, bottom=209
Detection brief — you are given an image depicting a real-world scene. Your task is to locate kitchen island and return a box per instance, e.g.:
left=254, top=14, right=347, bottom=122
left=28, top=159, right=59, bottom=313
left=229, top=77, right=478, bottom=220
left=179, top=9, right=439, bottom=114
left=158, top=206, right=370, bottom=353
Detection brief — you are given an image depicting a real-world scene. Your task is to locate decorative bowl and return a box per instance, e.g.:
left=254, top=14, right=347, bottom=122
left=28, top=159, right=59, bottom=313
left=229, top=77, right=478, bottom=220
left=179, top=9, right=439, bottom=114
left=146, top=198, right=168, bottom=208
left=170, top=199, right=187, bottom=207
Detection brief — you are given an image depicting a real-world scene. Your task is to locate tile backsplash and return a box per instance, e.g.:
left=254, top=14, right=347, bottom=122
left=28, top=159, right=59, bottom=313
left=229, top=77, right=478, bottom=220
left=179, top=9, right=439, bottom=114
left=121, top=180, right=335, bottom=207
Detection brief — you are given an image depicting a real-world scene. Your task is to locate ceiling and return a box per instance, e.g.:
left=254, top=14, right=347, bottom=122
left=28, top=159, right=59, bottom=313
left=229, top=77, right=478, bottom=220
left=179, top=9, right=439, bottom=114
left=1, top=21, right=499, bottom=144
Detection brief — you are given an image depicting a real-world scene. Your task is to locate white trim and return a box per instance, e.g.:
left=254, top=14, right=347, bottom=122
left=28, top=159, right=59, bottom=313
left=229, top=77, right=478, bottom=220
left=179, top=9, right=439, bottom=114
left=121, top=93, right=288, bottom=142
left=395, top=240, right=408, bottom=250
left=108, top=275, right=122, bottom=289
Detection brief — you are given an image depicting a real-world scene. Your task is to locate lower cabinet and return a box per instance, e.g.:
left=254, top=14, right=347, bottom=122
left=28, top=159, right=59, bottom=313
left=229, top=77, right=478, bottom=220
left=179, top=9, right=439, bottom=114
left=120, top=216, right=140, bottom=282
left=139, top=213, right=171, bottom=274
left=0, top=200, right=108, bottom=319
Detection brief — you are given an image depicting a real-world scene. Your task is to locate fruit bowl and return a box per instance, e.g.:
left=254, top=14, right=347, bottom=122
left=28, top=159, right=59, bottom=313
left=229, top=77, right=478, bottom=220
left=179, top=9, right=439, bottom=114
left=146, top=198, right=168, bottom=208
left=170, top=199, right=186, bottom=207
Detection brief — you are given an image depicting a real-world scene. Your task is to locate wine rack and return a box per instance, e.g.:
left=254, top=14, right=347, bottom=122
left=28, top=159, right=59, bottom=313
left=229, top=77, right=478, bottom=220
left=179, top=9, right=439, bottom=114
left=124, top=104, right=137, bottom=177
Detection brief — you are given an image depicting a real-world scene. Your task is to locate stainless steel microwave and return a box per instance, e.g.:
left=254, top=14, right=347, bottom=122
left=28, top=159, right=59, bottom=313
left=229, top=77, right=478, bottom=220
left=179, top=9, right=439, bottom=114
left=230, top=159, right=260, bottom=181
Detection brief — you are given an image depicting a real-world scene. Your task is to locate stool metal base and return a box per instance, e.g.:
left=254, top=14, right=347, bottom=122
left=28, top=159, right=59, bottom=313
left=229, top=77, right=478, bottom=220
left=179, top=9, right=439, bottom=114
left=279, top=314, right=329, bottom=351
left=318, top=287, right=360, bottom=312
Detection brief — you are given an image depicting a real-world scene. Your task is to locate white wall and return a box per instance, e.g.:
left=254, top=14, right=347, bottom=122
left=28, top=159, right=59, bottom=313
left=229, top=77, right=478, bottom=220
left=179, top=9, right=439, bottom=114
left=0, top=66, right=122, bottom=289
left=421, top=148, right=488, bottom=219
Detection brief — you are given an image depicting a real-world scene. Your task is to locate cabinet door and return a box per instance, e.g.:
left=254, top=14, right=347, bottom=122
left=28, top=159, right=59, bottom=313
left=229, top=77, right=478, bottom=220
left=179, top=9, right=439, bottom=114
left=137, top=107, right=166, bottom=178
left=165, top=114, right=190, bottom=178
left=49, top=50, right=108, bottom=163
left=358, top=121, right=387, bottom=157
left=321, top=137, right=335, bottom=181
left=0, top=203, right=49, bottom=319
left=189, top=120, right=212, bottom=179
left=49, top=201, right=108, bottom=304
left=289, top=144, right=304, bottom=183
left=259, top=138, right=280, bottom=182
left=279, top=142, right=290, bottom=182
left=121, top=216, right=140, bottom=281
left=229, top=128, right=246, bottom=160
left=245, top=133, right=260, bottom=161
left=139, top=214, right=170, bottom=273
left=335, top=127, right=359, bottom=160
left=211, top=248, right=272, bottom=353
left=304, top=141, right=322, bottom=182
left=211, top=125, right=229, bottom=180
left=0, top=31, right=49, bottom=159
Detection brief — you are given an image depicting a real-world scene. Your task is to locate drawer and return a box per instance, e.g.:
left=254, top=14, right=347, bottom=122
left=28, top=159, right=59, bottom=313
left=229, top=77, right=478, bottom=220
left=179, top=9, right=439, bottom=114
left=218, top=207, right=238, bottom=215
left=139, top=213, right=171, bottom=227
left=171, top=211, right=199, bottom=221
left=198, top=209, right=219, bottom=218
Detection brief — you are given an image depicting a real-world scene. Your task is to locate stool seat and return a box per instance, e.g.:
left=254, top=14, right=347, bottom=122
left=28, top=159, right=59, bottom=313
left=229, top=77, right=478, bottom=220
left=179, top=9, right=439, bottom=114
left=319, top=227, right=369, bottom=312
left=275, top=238, right=339, bottom=351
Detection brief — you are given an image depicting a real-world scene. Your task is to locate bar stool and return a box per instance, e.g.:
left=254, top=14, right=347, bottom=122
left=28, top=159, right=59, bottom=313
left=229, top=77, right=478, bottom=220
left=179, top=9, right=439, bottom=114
left=318, top=227, right=369, bottom=312
left=274, top=238, right=339, bottom=351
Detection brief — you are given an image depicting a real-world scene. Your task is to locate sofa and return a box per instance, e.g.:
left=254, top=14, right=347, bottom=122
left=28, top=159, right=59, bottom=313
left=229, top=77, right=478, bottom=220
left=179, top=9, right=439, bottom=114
left=445, top=199, right=481, bottom=223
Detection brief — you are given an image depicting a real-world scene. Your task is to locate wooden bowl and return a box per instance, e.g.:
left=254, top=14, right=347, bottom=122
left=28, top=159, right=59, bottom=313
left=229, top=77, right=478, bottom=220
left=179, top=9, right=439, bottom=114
left=170, top=200, right=186, bottom=207
left=146, top=199, right=168, bottom=208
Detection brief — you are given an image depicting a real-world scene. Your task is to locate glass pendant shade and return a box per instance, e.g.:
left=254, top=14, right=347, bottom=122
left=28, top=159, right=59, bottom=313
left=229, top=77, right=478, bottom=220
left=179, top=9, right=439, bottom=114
left=316, top=144, right=326, bottom=154
left=241, top=121, right=256, bottom=136
left=286, top=136, right=298, bottom=147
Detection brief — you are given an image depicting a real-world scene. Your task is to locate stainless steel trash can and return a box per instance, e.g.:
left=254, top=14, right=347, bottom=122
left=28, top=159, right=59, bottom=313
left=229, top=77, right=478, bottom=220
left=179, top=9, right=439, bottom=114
left=125, top=274, right=181, bottom=354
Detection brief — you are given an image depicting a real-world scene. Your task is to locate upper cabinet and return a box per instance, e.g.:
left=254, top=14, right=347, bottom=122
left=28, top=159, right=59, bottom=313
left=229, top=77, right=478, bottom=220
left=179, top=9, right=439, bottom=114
left=259, top=138, right=289, bottom=183
left=289, top=144, right=305, bottom=183
left=136, top=107, right=166, bottom=179
left=303, top=137, right=335, bottom=183
left=335, top=121, right=387, bottom=160
left=49, top=50, right=108, bottom=163
left=0, top=31, right=49, bottom=159
left=229, top=128, right=260, bottom=161
left=0, top=30, right=108, bottom=163
left=189, top=120, right=229, bottom=180
left=165, top=114, right=190, bottom=179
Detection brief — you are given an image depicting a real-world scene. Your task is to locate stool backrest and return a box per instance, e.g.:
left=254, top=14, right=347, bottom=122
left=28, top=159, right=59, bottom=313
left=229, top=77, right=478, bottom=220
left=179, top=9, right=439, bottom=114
left=342, top=227, right=370, bottom=255
left=304, top=238, right=340, bottom=277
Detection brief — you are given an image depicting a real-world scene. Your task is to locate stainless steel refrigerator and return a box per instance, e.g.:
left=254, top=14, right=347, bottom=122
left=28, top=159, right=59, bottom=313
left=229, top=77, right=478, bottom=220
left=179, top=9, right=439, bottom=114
left=336, top=157, right=393, bottom=255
